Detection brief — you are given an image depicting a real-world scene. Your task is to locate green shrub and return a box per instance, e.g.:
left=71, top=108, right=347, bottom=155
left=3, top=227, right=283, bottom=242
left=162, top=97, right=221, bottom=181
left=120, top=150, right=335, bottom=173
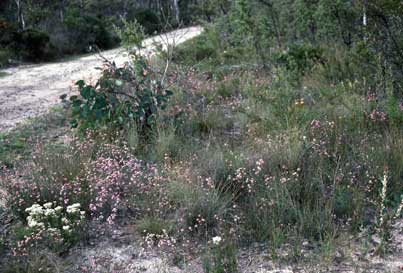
left=0, top=20, right=18, bottom=47
left=173, top=34, right=218, bottom=65
left=184, top=189, right=230, bottom=236
left=114, top=18, right=145, bottom=50
left=60, top=12, right=119, bottom=54
left=16, top=29, right=56, bottom=62
left=275, top=44, right=324, bottom=83
left=67, top=63, right=172, bottom=136
left=0, top=49, right=12, bottom=67
left=3, top=142, right=94, bottom=222
left=132, top=9, right=161, bottom=34
left=12, top=203, right=86, bottom=255
left=83, top=15, right=119, bottom=49
left=187, top=110, right=234, bottom=136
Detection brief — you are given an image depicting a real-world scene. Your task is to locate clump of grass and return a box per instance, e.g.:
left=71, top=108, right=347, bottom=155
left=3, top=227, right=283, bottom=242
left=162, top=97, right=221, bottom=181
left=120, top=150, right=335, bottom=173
left=137, top=216, right=174, bottom=237
left=166, top=179, right=230, bottom=238
left=172, top=32, right=219, bottom=68
left=203, top=236, right=239, bottom=273
left=152, top=125, right=184, bottom=162
left=188, top=110, right=234, bottom=136
left=1, top=251, right=62, bottom=273
left=0, top=107, right=68, bottom=169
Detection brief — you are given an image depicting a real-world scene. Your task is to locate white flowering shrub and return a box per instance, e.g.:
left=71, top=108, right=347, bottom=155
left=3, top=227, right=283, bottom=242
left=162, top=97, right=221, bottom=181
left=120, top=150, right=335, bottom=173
left=13, top=202, right=85, bottom=256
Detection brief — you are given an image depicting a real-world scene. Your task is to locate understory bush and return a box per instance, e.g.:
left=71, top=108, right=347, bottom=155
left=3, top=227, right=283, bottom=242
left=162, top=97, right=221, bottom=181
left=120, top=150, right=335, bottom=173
left=16, top=29, right=56, bottom=62
left=131, top=9, right=162, bottom=34
left=2, top=139, right=167, bottom=223
left=172, top=32, right=218, bottom=66
left=65, top=18, right=172, bottom=136
left=0, top=22, right=56, bottom=63
left=275, top=44, right=324, bottom=83
left=0, top=49, right=12, bottom=67
left=67, top=57, right=173, bottom=136
left=57, top=13, right=119, bottom=54
left=12, top=202, right=86, bottom=256
left=0, top=14, right=119, bottom=63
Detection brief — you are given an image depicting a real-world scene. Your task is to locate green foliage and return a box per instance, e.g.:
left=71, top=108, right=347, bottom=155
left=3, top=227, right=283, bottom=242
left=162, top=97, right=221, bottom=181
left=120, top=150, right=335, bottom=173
left=203, top=238, right=239, bottom=273
left=114, top=18, right=145, bottom=50
left=230, top=0, right=253, bottom=46
left=167, top=180, right=230, bottom=237
left=68, top=58, right=172, bottom=135
left=0, top=49, right=12, bottom=67
left=0, top=20, right=18, bottom=47
left=0, top=21, right=57, bottom=62
left=189, top=110, right=234, bottom=136
left=385, top=96, right=403, bottom=127
left=136, top=216, right=174, bottom=236
left=2, top=0, right=403, bottom=267
left=173, top=34, right=217, bottom=65
left=152, top=125, right=183, bottom=162
left=275, top=44, right=324, bottom=82
left=14, top=202, right=86, bottom=254
left=132, top=9, right=161, bottom=35
left=4, top=142, right=94, bottom=222
left=62, top=13, right=120, bottom=54
left=0, top=107, right=67, bottom=169
left=16, top=29, right=56, bottom=61
left=180, top=0, right=231, bottom=23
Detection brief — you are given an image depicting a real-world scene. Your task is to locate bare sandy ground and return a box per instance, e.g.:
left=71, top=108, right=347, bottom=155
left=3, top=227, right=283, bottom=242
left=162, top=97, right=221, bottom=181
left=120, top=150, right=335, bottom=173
left=0, top=26, right=203, bottom=132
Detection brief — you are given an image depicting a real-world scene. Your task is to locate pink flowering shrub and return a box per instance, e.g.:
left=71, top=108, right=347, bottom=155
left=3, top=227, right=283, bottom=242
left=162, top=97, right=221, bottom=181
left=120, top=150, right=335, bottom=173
left=84, top=144, right=168, bottom=223
left=2, top=138, right=169, bottom=241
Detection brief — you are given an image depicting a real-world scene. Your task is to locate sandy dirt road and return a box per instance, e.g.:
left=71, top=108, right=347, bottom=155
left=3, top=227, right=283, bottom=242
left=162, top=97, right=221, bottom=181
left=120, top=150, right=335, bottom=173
left=0, top=26, right=202, bottom=132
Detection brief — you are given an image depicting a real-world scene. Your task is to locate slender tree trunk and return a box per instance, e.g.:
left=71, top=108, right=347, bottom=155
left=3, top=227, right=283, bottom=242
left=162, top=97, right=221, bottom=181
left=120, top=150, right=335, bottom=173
left=363, top=0, right=368, bottom=27
left=173, top=0, right=180, bottom=24
left=270, top=11, right=282, bottom=48
left=15, top=0, right=25, bottom=30
left=258, top=1, right=282, bottom=48
left=60, top=0, right=65, bottom=23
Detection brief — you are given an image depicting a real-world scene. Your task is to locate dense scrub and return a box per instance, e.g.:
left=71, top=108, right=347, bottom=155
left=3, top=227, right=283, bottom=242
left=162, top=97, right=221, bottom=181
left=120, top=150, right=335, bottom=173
left=0, top=0, right=197, bottom=65
left=1, top=1, right=403, bottom=272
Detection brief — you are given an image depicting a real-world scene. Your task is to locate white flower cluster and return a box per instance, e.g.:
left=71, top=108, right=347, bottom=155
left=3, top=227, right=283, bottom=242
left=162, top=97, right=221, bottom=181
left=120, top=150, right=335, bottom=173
left=25, top=203, right=58, bottom=228
left=24, top=202, right=85, bottom=233
left=212, top=236, right=222, bottom=245
left=143, top=229, right=177, bottom=249
left=66, top=203, right=82, bottom=214
left=379, top=173, right=388, bottom=228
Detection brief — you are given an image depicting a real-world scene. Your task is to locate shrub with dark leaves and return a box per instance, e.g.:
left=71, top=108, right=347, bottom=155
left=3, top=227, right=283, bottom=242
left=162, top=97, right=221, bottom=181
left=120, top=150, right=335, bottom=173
left=66, top=57, right=173, bottom=136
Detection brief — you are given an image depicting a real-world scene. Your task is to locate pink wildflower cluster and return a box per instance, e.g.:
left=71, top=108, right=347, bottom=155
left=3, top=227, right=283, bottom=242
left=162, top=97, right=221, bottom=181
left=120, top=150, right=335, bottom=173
left=368, top=109, right=387, bottom=122
left=84, top=144, right=167, bottom=224
left=3, top=140, right=168, bottom=230
left=309, top=119, right=336, bottom=157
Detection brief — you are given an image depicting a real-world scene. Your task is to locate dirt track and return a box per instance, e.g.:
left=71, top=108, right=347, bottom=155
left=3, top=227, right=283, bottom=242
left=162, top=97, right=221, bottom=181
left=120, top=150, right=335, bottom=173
left=0, top=26, right=202, bottom=132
